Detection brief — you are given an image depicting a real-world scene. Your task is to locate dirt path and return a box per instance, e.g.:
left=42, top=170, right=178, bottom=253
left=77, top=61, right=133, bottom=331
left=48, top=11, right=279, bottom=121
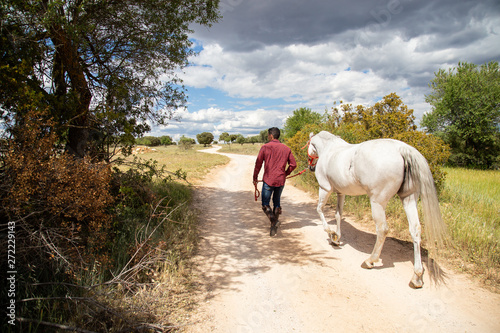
left=183, top=146, right=500, bottom=333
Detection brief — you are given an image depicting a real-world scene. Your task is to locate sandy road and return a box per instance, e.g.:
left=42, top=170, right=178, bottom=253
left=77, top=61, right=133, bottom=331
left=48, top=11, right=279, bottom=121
left=183, top=146, right=500, bottom=333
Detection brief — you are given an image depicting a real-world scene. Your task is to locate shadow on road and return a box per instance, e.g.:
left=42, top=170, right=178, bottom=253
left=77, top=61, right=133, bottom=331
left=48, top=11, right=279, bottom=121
left=191, top=183, right=446, bottom=299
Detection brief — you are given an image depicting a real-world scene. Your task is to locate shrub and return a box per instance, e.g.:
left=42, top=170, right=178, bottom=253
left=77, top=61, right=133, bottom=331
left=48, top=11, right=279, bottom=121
left=0, top=110, right=115, bottom=330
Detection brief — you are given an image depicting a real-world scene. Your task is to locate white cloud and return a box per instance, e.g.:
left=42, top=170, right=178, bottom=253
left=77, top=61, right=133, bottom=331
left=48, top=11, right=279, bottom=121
left=152, top=106, right=287, bottom=141
left=155, top=0, right=500, bottom=139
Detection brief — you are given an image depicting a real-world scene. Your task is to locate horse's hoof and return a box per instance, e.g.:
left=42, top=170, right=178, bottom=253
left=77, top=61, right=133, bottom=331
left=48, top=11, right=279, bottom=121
left=361, top=261, right=374, bottom=269
left=328, top=231, right=339, bottom=241
left=329, top=233, right=340, bottom=246
left=409, top=277, right=424, bottom=289
left=409, top=280, right=423, bottom=289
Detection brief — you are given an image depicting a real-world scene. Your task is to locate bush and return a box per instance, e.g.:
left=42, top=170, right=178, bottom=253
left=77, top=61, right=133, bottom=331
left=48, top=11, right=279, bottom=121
left=0, top=110, right=115, bottom=330
left=0, top=110, right=193, bottom=331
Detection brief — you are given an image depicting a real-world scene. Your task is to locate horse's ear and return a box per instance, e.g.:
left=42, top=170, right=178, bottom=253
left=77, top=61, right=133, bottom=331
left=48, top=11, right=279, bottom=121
left=309, top=132, right=314, bottom=139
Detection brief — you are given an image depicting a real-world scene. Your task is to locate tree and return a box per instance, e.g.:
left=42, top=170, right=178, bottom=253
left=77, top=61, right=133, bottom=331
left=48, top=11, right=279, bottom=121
left=1, top=0, right=220, bottom=158
left=196, top=132, right=214, bottom=147
left=178, top=135, right=195, bottom=150
left=160, top=135, right=173, bottom=146
left=236, top=134, right=245, bottom=145
left=248, top=135, right=260, bottom=144
left=286, top=94, right=451, bottom=190
left=422, top=61, right=500, bottom=168
left=322, top=93, right=418, bottom=144
left=219, top=132, right=229, bottom=144
left=229, top=134, right=238, bottom=143
left=259, top=129, right=269, bottom=143
left=283, top=107, right=323, bottom=139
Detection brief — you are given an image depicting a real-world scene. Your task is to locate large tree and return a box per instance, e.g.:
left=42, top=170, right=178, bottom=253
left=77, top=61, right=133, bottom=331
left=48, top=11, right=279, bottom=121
left=422, top=61, right=500, bottom=168
left=283, top=107, right=323, bottom=139
left=1, top=0, right=220, bottom=157
left=196, top=131, right=214, bottom=146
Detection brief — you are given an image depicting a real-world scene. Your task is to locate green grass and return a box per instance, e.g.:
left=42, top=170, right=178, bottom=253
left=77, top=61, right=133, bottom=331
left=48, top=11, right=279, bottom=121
left=439, top=168, right=500, bottom=283
left=120, top=145, right=230, bottom=183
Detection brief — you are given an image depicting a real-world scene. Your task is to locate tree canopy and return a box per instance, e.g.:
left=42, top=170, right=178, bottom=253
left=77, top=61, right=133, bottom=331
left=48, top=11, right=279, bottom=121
left=286, top=93, right=450, bottom=190
left=1, top=0, right=220, bottom=158
left=422, top=61, right=500, bottom=168
left=283, top=107, right=323, bottom=139
left=196, top=132, right=214, bottom=146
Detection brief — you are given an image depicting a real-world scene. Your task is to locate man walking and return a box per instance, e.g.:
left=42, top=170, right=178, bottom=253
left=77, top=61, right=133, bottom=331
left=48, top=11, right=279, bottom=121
left=253, top=127, right=297, bottom=236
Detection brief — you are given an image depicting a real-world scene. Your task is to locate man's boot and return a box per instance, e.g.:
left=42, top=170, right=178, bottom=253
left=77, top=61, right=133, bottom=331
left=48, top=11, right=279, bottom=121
left=273, top=206, right=281, bottom=223
left=262, top=205, right=275, bottom=222
left=269, top=206, right=281, bottom=237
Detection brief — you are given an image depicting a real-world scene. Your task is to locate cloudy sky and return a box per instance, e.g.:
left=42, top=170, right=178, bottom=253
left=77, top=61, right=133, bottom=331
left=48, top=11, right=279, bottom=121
left=152, top=0, right=500, bottom=142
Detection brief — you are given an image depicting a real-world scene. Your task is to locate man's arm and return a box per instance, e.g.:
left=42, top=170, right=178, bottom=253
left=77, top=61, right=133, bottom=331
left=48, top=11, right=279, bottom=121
left=253, top=147, right=265, bottom=183
left=285, top=150, right=297, bottom=176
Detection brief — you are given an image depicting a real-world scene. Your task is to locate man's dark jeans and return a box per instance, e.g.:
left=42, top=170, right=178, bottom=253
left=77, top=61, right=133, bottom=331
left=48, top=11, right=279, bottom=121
left=261, top=182, right=284, bottom=209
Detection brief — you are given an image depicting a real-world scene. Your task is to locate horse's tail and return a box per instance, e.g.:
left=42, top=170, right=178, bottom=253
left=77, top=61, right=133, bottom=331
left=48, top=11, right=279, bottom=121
left=400, top=146, right=448, bottom=254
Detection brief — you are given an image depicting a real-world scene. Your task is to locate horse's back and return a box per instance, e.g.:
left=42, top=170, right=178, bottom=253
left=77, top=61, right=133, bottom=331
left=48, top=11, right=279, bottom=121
left=351, top=139, right=408, bottom=199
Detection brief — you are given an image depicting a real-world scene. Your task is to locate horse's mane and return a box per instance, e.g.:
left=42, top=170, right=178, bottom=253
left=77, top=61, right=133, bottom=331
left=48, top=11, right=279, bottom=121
left=316, top=131, right=342, bottom=141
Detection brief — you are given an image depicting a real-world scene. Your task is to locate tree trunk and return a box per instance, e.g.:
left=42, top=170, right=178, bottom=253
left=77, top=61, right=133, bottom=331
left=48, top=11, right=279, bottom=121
left=50, top=24, right=91, bottom=157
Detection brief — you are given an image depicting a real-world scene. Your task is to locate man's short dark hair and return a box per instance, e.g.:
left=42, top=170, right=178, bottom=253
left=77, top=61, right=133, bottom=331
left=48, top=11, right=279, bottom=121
left=268, top=127, right=280, bottom=139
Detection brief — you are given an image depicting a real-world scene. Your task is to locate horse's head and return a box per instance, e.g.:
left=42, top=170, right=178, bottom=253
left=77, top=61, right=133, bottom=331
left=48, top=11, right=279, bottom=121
left=307, top=132, right=319, bottom=172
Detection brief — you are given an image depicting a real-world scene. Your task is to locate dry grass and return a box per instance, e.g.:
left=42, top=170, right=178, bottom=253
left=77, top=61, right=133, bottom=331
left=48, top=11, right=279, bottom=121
left=216, top=143, right=263, bottom=155
left=119, top=145, right=230, bottom=184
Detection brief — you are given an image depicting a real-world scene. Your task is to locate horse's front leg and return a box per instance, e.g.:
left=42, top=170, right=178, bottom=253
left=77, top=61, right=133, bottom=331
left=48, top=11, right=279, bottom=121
left=317, top=187, right=335, bottom=237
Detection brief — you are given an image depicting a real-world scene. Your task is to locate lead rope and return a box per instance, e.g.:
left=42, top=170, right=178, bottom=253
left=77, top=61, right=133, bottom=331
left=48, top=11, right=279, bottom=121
left=254, top=169, right=308, bottom=201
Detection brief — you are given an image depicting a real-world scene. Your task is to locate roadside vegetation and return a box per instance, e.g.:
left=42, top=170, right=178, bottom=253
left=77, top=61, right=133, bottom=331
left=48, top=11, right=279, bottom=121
left=1, top=1, right=221, bottom=331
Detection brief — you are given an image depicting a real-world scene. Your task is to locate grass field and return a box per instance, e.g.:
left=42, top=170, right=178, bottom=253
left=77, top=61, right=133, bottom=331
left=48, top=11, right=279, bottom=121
left=439, top=167, right=500, bottom=283
left=217, top=143, right=263, bottom=155
left=119, top=145, right=229, bottom=183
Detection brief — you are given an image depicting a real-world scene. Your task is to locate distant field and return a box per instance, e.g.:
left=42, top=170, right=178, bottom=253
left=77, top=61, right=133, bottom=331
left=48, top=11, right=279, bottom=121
left=217, top=143, right=262, bottom=155
left=119, top=145, right=229, bottom=183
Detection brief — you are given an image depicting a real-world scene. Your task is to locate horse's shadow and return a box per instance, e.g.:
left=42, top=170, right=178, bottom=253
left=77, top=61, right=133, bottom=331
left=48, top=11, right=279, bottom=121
left=323, top=216, right=447, bottom=284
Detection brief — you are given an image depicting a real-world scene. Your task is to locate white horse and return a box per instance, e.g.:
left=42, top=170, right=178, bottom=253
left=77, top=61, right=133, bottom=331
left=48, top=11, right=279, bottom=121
left=307, top=131, right=447, bottom=288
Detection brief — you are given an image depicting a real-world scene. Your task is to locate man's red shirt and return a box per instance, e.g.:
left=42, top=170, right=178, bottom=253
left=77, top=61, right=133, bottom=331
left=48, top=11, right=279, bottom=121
left=253, top=139, right=297, bottom=187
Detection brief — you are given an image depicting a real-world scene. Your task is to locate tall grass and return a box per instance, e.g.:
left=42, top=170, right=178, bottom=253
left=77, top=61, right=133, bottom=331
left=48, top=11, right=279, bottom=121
left=439, top=168, right=500, bottom=283
left=5, top=145, right=231, bottom=332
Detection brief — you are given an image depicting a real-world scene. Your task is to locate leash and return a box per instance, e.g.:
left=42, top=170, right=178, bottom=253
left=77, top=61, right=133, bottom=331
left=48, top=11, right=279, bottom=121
left=253, top=168, right=308, bottom=201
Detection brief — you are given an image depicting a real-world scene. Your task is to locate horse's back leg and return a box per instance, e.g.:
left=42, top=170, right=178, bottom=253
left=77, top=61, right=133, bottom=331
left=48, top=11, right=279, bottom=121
left=332, top=193, right=345, bottom=243
left=317, top=187, right=335, bottom=235
left=401, top=193, right=424, bottom=288
left=362, top=199, right=389, bottom=269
